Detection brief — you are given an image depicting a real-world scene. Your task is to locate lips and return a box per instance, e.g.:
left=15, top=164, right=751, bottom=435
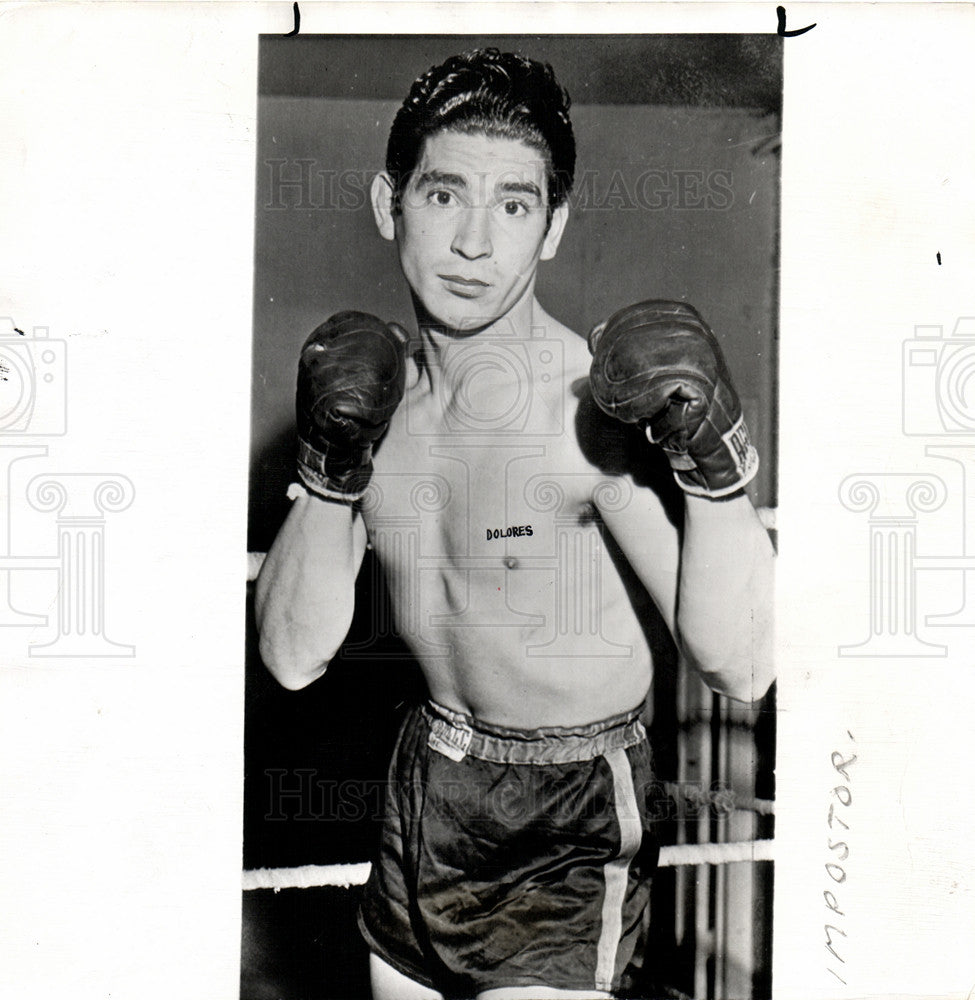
left=439, top=273, right=490, bottom=287
left=438, top=273, right=491, bottom=300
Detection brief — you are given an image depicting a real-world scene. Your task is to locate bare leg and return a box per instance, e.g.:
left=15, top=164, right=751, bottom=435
left=369, top=952, right=445, bottom=1000
left=369, top=950, right=612, bottom=999
left=478, top=988, right=611, bottom=999
left=477, top=986, right=610, bottom=1000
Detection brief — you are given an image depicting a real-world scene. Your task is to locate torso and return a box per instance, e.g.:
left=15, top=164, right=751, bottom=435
left=364, top=310, right=655, bottom=729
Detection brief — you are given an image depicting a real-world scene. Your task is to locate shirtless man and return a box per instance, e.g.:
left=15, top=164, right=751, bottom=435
left=256, top=49, right=774, bottom=1000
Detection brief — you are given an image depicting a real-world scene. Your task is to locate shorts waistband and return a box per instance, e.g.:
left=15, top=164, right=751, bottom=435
left=421, top=700, right=647, bottom=765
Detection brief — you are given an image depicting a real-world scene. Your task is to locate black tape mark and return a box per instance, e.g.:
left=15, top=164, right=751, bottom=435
left=284, top=2, right=300, bottom=37
left=777, top=6, right=816, bottom=36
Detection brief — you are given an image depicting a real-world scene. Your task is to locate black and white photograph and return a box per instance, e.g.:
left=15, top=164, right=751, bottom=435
left=2, top=5, right=975, bottom=1000
left=244, top=33, right=780, bottom=1000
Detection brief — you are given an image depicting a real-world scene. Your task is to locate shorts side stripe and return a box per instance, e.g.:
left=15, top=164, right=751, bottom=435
left=594, top=747, right=643, bottom=992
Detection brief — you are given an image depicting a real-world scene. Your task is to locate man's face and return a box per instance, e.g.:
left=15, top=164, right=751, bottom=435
left=391, top=130, right=565, bottom=332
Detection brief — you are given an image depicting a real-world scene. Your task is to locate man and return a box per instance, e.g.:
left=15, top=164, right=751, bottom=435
left=256, top=48, right=774, bottom=1000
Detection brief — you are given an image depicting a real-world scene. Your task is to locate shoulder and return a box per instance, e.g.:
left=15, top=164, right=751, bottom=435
left=532, top=308, right=591, bottom=382
left=531, top=309, right=625, bottom=470
left=532, top=307, right=631, bottom=471
left=534, top=306, right=679, bottom=503
left=567, top=363, right=682, bottom=521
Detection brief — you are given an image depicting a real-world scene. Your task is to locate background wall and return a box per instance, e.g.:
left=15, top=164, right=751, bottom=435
left=249, top=34, right=781, bottom=550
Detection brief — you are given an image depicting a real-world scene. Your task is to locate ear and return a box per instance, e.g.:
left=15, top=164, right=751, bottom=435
left=371, top=172, right=397, bottom=242
left=540, top=201, right=569, bottom=261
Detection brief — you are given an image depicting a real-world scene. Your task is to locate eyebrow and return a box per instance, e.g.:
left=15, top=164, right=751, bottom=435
left=498, top=180, right=542, bottom=201
left=414, top=170, right=468, bottom=190
left=413, top=170, right=543, bottom=202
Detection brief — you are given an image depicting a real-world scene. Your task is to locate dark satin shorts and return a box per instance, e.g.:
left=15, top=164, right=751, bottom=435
left=357, top=700, right=660, bottom=997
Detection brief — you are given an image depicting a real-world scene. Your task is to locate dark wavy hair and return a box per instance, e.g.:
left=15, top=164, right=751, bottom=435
left=386, top=48, right=576, bottom=218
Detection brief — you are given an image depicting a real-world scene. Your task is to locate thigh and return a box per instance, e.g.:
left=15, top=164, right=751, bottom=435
left=370, top=953, right=444, bottom=1000
left=477, top=986, right=610, bottom=999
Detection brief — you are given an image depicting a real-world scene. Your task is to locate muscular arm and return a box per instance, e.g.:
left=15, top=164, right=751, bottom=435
left=597, top=480, right=774, bottom=704
left=257, top=310, right=406, bottom=690
left=254, top=494, right=367, bottom=690
left=587, top=298, right=775, bottom=703
left=678, top=492, right=774, bottom=702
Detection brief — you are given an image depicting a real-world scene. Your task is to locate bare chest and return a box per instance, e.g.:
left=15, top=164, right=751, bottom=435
left=365, top=388, right=602, bottom=566
left=357, top=372, right=653, bottom=720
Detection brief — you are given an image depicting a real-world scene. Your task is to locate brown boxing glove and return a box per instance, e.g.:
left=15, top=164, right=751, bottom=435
left=588, top=300, right=758, bottom=498
left=296, top=311, right=409, bottom=502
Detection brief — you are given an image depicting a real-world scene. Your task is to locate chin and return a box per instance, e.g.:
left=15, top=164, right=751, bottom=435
left=422, top=296, right=503, bottom=334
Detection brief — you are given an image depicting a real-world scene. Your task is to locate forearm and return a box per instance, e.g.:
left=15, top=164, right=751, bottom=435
left=254, top=492, right=364, bottom=689
left=586, top=298, right=774, bottom=700
left=676, top=492, right=774, bottom=703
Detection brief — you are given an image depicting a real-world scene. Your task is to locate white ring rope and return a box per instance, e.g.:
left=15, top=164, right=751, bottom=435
left=659, top=838, right=774, bottom=867
left=661, top=781, right=775, bottom=817
left=242, top=840, right=775, bottom=892
left=243, top=862, right=372, bottom=891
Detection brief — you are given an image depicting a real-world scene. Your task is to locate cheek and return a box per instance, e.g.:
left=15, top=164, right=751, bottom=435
left=400, top=219, right=448, bottom=264
left=500, top=235, right=546, bottom=280
left=398, top=233, right=436, bottom=283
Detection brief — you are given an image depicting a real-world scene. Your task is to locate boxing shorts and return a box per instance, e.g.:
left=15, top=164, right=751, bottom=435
left=357, top=700, right=661, bottom=996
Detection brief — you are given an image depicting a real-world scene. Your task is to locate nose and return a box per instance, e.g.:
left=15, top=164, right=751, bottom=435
left=450, top=206, right=493, bottom=260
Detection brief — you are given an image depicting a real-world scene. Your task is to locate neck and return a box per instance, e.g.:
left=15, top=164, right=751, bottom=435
left=415, top=295, right=547, bottom=398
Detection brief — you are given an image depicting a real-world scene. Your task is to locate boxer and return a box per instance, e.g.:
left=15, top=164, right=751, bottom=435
left=256, top=49, right=774, bottom=1000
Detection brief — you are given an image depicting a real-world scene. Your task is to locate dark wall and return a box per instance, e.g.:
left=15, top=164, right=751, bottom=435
left=249, top=35, right=781, bottom=551
left=258, top=34, right=782, bottom=110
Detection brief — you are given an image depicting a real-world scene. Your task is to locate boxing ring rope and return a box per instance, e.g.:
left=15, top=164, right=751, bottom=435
left=243, top=839, right=775, bottom=893
left=661, top=781, right=775, bottom=818
left=239, top=774, right=776, bottom=892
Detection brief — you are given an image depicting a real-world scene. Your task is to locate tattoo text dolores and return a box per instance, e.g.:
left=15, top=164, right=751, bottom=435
left=486, top=524, right=533, bottom=541
left=825, top=731, right=856, bottom=986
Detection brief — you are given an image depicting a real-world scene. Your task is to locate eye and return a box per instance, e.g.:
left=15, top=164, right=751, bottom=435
left=428, top=189, right=455, bottom=207
left=501, top=199, right=529, bottom=217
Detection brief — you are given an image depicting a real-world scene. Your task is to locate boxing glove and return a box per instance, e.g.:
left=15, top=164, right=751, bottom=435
left=588, top=300, right=758, bottom=498
left=296, top=311, right=408, bottom=502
